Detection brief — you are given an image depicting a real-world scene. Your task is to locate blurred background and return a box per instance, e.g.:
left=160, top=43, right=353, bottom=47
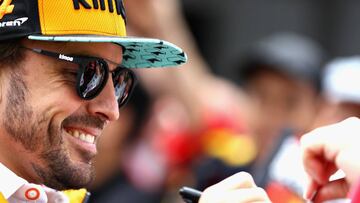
left=87, top=1, right=360, bottom=203
left=182, top=0, right=360, bottom=82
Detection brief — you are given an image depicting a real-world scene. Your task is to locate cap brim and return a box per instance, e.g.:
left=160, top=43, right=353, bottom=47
left=28, top=35, right=187, bottom=69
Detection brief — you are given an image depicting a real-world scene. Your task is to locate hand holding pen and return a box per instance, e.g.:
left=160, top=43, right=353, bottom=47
left=179, top=172, right=271, bottom=203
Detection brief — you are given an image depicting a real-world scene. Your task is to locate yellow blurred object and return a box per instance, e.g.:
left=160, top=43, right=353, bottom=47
left=62, top=188, right=89, bottom=203
left=203, top=129, right=257, bottom=166
left=0, top=192, right=7, bottom=203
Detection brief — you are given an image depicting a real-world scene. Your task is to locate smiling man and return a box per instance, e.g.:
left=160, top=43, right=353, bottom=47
left=0, top=0, right=186, bottom=201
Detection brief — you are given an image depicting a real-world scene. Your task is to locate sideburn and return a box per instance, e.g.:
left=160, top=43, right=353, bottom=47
left=3, top=70, right=40, bottom=151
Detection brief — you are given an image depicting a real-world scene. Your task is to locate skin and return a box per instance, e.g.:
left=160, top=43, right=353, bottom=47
left=301, top=117, right=360, bottom=202
left=199, top=172, right=271, bottom=203
left=0, top=39, right=121, bottom=190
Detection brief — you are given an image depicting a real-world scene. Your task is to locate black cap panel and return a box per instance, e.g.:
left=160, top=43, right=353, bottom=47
left=0, top=0, right=41, bottom=41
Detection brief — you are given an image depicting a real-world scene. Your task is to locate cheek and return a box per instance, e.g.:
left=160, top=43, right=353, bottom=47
left=26, top=64, right=79, bottom=107
left=27, top=72, right=82, bottom=112
left=22, top=57, right=86, bottom=121
left=28, top=85, right=84, bottom=123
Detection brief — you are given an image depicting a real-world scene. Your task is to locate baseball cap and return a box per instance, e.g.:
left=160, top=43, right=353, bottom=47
left=239, top=32, right=325, bottom=89
left=0, top=0, right=187, bottom=68
left=323, top=56, right=360, bottom=104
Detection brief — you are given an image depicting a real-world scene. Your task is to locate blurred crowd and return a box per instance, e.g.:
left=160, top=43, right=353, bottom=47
left=85, top=1, right=360, bottom=202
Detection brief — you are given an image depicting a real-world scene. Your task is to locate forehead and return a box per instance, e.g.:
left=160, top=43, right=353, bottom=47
left=22, top=39, right=123, bottom=65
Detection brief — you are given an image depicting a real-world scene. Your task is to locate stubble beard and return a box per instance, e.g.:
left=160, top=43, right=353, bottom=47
left=2, top=70, right=95, bottom=190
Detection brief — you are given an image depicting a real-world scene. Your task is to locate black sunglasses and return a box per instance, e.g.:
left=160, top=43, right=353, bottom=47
left=22, top=47, right=137, bottom=109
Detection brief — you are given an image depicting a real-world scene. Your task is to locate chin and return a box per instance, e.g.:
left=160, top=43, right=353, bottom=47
left=62, top=162, right=96, bottom=189
left=40, top=149, right=96, bottom=190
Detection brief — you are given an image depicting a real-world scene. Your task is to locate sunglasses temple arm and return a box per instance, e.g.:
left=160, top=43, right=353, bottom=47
left=30, top=48, right=82, bottom=64
left=31, top=48, right=58, bottom=58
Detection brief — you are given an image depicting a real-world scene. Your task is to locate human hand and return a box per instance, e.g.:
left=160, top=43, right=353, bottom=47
left=300, top=117, right=360, bottom=202
left=199, top=172, right=271, bottom=203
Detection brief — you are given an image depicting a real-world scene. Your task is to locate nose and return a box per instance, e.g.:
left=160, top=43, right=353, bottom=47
left=86, top=77, right=120, bottom=121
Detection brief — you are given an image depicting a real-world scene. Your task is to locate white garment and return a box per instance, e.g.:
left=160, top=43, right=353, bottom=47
left=0, top=163, right=69, bottom=203
left=8, top=183, right=48, bottom=203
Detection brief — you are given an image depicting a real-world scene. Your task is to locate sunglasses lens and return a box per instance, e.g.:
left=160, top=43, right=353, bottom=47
left=113, top=69, right=135, bottom=107
left=78, top=60, right=107, bottom=99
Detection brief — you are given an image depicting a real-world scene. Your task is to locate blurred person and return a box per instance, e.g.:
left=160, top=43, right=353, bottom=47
left=265, top=56, right=360, bottom=203
left=236, top=32, right=326, bottom=186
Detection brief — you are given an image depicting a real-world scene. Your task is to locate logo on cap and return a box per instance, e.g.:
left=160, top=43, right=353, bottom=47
left=0, top=17, right=28, bottom=28
left=73, top=0, right=126, bottom=22
left=0, top=0, right=14, bottom=20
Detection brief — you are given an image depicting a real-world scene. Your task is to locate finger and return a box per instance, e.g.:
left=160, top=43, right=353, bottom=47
left=301, top=128, right=327, bottom=183
left=313, top=178, right=350, bottom=203
left=206, top=172, right=257, bottom=192
left=199, top=187, right=271, bottom=203
left=304, top=178, right=319, bottom=200
left=301, top=128, right=339, bottom=185
left=301, top=151, right=329, bottom=184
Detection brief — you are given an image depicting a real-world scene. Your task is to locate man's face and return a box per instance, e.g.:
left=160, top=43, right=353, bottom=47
left=0, top=40, right=122, bottom=190
left=245, top=68, right=318, bottom=139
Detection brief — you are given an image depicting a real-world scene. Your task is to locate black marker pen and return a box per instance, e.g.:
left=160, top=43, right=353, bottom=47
left=179, top=186, right=202, bottom=203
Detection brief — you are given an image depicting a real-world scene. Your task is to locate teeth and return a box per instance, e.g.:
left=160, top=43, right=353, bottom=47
left=67, top=130, right=95, bottom=144
left=86, top=134, right=95, bottom=143
left=80, top=133, right=86, bottom=141
left=73, top=130, right=79, bottom=138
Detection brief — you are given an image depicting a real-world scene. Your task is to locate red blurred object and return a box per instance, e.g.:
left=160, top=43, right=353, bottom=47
left=351, top=179, right=360, bottom=203
left=151, top=98, right=255, bottom=168
left=197, top=110, right=257, bottom=167
left=155, top=129, right=201, bottom=167
left=201, top=109, right=247, bottom=133
left=266, top=181, right=304, bottom=203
